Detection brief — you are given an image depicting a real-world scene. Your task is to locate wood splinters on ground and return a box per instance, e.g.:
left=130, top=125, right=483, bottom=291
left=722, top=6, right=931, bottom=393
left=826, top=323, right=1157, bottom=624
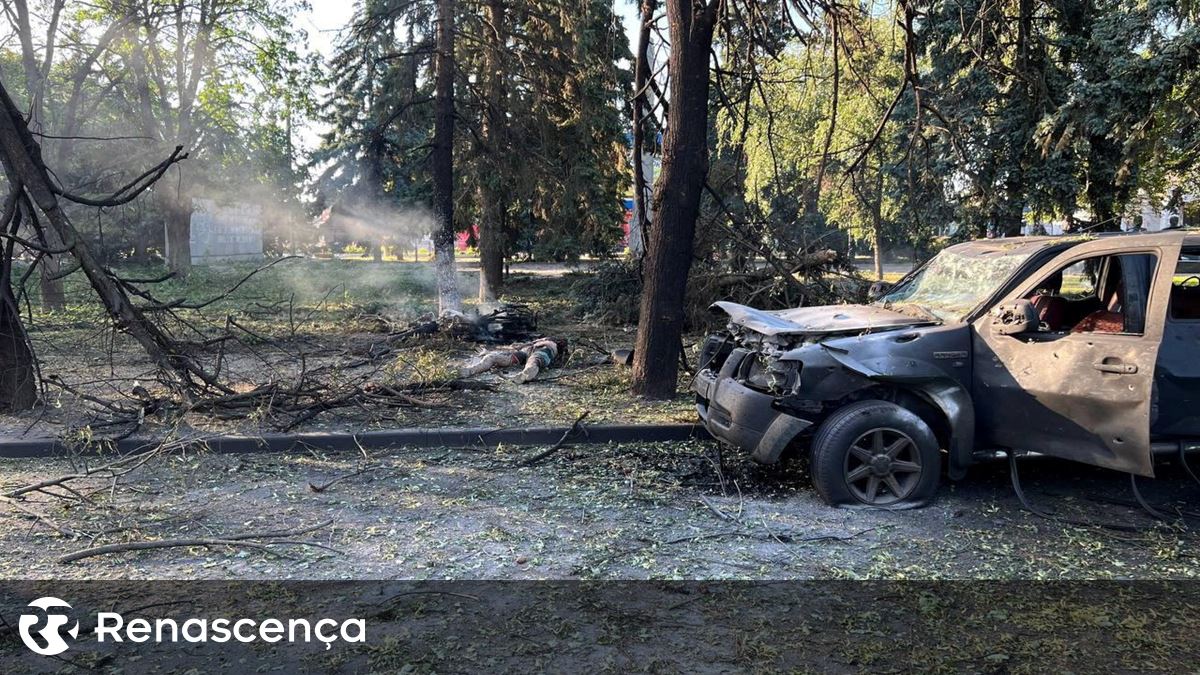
left=699, top=494, right=744, bottom=525
left=0, top=496, right=77, bottom=538
left=515, top=410, right=591, bottom=466
left=57, top=519, right=337, bottom=564
left=308, top=466, right=378, bottom=493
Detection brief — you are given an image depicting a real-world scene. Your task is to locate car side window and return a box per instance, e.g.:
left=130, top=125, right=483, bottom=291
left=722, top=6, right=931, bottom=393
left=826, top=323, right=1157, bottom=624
left=1170, top=250, right=1200, bottom=321
left=1024, top=253, right=1157, bottom=335
left=1057, top=260, right=1096, bottom=300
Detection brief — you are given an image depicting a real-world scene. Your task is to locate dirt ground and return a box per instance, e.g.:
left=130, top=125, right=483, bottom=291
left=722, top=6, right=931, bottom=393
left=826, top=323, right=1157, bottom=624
left=3, top=439, right=1199, bottom=581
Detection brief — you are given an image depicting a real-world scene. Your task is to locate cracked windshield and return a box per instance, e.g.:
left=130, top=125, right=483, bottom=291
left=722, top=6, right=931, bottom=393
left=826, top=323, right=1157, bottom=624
left=879, top=248, right=1033, bottom=322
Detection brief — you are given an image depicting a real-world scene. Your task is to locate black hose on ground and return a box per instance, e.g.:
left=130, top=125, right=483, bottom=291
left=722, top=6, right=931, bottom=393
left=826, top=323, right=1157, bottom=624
left=1130, top=474, right=1173, bottom=522
left=1180, top=442, right=1200, bottom=489
left=1006, top=451, right=1146, bottom=533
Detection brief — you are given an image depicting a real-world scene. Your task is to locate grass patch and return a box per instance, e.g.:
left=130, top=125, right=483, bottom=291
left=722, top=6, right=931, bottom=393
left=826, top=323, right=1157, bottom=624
left=15, top=258, right=438, bottom=338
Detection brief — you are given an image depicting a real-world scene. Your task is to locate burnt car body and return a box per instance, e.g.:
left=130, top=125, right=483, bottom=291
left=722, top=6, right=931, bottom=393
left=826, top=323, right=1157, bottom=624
left=693, top=230, right=1200, bottom=507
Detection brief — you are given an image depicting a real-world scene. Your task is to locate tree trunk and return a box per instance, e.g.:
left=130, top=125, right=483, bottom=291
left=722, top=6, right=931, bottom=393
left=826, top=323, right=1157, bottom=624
left=37, top=227, right=67, bottom=310
left=432, top=0, right=461, bottom=314
left=478, top=186, right=504, bottom=303
left=0, top=201, right=37, bottom=411
left=872, top=167, right=884, bottom=281
left=629, top=0, right=658, bottom=260
left=0, top=287, right=36, bottom=411
left=363, top=131, right=387, bottom=263
left=0, top=79, right=205, bottom=393
left=631, top=0, right=718, bottom=399
left=477, top=0, right=507, bottom=304
left=133, top=233, right=149, bottom=262
left=164, top=193, right=192, bottom=276
left=872, top=228, right=884, bottom=281
left=13, top=0, right=66, bottom=311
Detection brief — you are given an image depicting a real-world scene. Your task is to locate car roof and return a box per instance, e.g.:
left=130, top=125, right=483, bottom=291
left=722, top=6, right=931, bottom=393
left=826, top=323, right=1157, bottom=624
left=946, top=229, right=1199, bottom=257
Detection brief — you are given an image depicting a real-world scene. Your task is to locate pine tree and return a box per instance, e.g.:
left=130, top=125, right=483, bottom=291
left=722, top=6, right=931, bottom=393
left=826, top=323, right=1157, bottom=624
left=317, top=0, right=633, bottom=304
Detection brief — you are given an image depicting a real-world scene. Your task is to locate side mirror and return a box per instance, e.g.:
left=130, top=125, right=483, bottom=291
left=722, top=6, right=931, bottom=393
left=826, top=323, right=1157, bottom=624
left=867, top=281, right=893, bottom=301
left=990, top=299, right=1039, bottom=335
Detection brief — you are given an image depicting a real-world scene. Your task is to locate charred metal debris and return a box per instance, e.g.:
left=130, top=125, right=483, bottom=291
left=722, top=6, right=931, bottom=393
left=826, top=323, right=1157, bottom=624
left=390, top=303, right=541, bottom=343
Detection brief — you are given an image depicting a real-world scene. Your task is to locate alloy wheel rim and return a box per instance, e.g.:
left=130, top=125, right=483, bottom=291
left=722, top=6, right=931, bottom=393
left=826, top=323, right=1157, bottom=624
left=843, top=427, right=923, bottom=505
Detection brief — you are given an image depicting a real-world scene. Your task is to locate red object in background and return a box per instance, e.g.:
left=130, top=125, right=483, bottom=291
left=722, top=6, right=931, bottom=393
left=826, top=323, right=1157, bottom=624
left=456, top=226, right=478, bottom=251
left=621, top=198, right=633, bottom=247
left=457, top=202, right=634, bottom=253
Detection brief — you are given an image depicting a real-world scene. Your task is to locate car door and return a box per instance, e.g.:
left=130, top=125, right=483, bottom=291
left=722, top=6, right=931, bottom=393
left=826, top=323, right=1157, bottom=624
left=971, top=236, right=1181, bottom=476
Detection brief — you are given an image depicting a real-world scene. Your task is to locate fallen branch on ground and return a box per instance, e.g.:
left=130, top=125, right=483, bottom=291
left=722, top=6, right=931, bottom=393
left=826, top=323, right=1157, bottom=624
left=308, top=466, right=379, bottom=493
left=57, top=520, right=336, bottom=564
left=4, top=441, right=173, bottom=500
left=699, top=494, right=745, bottom=526
left=516, top=411, right=590, bottom=466
left=0, top=496, right=77, bottom=537
left=659, top=525, right=878, bottom=547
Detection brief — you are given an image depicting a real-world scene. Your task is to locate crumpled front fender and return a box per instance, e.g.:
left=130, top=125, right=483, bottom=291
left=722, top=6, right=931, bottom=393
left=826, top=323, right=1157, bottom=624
left=821, top=346, right=975, bottom=479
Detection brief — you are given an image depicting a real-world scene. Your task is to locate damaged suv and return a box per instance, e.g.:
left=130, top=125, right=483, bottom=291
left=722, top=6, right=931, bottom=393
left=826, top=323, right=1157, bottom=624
left=693, top=231, right=1200, bottom=507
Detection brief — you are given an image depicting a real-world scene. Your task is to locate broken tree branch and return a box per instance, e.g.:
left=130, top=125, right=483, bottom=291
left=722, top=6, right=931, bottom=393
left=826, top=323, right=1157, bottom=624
left=57, top=520, right=336, bottom=564
left=55, top=145, right=188, bottom=207
left=0, top=495, right=77, bottom=537
left=516, top=411, right=591, bottom=466
left=308, top=466, right=378, bottom=493
left=4, top=442, right=167, bottom=499
left=0, top=78, right=223, bottom=397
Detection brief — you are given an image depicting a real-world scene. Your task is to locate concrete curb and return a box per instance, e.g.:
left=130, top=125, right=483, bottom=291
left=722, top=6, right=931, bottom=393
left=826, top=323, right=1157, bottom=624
left=0, top=424, right=712, bottom=459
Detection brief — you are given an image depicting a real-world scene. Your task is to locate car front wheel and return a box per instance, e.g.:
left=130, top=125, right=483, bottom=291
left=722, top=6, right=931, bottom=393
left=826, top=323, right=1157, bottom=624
left=810, top=400, right=941, bottom=508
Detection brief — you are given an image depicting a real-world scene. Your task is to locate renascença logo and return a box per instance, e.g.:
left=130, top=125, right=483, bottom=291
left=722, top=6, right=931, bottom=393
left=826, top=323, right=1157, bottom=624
left=19, top=597, right=80, bottom=656
left=16, top=596, right=366, bottom=655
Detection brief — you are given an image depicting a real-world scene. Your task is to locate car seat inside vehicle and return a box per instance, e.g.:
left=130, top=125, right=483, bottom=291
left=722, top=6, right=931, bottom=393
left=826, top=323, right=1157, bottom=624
left=1072, top=258, right=1125, bottom=334
left=1030, top=271, right=1067, bottom=330
left=1027, top=266, right=1103, bottom=332
left=1172, top=277, right=1200, bottom=318
left=1026, top=253, right=1156, bottom=335
left=1169, top=251, right=1200, bottom=319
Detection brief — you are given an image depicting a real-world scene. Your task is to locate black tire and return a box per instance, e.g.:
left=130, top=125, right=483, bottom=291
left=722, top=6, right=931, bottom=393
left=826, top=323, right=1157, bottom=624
left=810, top=400, right=941, bottom=508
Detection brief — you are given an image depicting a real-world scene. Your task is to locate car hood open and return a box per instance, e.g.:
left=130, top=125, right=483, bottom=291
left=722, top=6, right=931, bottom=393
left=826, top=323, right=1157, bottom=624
left=712, top=301, right=931, bottom=337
